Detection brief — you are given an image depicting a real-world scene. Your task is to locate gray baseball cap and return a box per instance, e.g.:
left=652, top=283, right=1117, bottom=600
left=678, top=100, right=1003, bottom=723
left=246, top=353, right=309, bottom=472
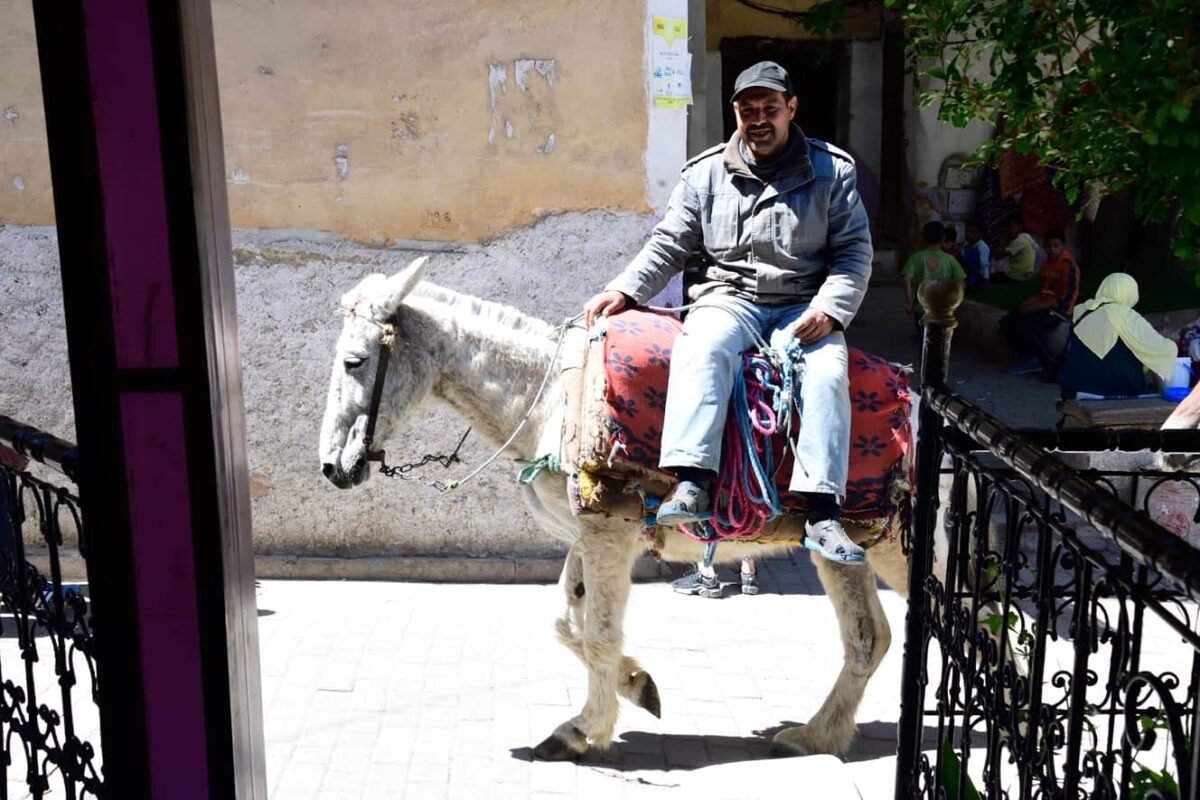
left=731, top=61, right=792, bottom=102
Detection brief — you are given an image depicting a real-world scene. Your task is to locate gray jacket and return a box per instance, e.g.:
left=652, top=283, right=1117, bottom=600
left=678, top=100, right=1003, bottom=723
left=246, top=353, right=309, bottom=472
left=606, top=128, right=872, bottom=328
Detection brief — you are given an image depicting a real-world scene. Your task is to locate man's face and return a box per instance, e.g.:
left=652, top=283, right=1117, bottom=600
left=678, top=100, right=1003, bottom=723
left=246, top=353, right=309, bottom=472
left=966, top=225, right=981, bottom=243
left=1046, top=238, right=1064, bottom=258
left=942, top=237, right=956, bottom=252
left=733, top=88, right=797, bottom=160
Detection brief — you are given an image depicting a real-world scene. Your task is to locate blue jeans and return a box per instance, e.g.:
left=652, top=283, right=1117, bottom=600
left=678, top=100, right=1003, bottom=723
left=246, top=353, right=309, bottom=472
left=659, top=295, right=851, bottom=497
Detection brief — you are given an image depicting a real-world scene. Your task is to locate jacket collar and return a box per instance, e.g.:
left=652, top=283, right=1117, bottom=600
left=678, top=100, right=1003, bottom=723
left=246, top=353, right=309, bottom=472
left=722, top=124, right=814, bottom=187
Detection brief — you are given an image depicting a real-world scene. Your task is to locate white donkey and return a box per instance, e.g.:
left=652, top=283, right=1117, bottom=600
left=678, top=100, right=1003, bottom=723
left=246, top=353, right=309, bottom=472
left=319, top=257, right=911, bottom=760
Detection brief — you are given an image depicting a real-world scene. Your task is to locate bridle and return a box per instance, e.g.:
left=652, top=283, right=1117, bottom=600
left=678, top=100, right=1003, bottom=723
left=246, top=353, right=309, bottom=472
left=359, top=314, right=395, bottom=468
left=347, top=306, right=471, bottom=484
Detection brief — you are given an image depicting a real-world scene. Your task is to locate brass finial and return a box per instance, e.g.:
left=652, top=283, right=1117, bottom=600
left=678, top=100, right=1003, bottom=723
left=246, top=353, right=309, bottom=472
left=918, top=278, right=965, bottom=329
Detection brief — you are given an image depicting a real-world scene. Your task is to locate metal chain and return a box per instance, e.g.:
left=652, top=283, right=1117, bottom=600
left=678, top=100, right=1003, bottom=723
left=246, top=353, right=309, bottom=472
left=374, top=427, right=472, bottom=479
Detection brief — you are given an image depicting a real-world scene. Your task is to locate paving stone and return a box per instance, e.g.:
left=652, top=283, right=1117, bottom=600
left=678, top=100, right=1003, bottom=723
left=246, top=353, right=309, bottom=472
left=256, top=565, right=916, bottom=797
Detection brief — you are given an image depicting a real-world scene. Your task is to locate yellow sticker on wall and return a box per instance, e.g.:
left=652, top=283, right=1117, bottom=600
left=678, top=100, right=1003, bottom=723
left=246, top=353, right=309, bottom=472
left=652, top=15, right=686, bottom=46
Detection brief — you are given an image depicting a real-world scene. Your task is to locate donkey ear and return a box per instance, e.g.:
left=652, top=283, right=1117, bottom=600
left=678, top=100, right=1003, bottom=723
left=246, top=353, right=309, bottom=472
left=381, top=256, right=429, bottom=315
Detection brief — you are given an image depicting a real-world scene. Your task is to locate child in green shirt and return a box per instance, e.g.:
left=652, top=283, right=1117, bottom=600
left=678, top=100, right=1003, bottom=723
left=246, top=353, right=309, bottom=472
left=903, top=221, right=968, bottom=333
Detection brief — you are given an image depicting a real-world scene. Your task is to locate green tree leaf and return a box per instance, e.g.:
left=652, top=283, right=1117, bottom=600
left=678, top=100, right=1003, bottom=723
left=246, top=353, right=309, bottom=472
left=872, top=0, right=1200, bottom=257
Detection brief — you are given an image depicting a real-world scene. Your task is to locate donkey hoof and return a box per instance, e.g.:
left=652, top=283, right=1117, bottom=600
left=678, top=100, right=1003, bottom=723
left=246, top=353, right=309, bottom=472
left=638, top=675, right=662, bottom=719
left=768, top=740, right=809, bottom=758
left=769, top=727, right=813, bottom=758
left=533, top=725, right=587, bottom=761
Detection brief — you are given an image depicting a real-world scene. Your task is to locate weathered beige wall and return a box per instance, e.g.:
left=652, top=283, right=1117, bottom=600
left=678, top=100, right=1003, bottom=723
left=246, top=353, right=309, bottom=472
left=0, top=1, right=53, bottom=226
left=0, top=0, right=651, bottom=242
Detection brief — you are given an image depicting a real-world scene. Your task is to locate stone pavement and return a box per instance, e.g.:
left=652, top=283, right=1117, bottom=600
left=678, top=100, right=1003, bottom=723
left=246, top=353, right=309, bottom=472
left=257, top=552, right=909, bottom=799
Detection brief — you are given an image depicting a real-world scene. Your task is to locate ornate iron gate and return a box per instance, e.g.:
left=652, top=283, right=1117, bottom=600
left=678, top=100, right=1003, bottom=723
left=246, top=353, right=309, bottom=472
left=895, top=282, right=1200, bottom=800
left=0, top=416, right=103, bottom=799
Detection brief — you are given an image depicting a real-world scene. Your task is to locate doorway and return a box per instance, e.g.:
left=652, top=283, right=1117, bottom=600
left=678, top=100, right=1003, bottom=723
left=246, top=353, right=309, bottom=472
left=718, top=37, right=849, bottom=143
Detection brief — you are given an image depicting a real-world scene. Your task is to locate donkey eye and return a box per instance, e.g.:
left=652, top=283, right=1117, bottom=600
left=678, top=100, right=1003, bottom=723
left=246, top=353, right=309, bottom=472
left=344, top=356, right=365, bottom=370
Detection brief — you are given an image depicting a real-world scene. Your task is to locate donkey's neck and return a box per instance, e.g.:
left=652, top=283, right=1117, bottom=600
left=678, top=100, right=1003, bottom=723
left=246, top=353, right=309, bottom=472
left=403, top=290, right=557, bottom=456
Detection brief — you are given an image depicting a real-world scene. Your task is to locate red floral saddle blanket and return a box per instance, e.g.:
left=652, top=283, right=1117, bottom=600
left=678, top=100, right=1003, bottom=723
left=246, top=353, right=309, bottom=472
left=595, top=309, right=912, bottom=525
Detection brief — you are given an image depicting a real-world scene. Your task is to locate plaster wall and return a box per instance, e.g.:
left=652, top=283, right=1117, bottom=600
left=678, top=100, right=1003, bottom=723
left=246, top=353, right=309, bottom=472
left=906, top=62, right=994, bottom=221
left=0, top=0, right=653, bottom=242
left=0, top=1, right=52, bottom=225
left=909, top=104, right=992, bottom=193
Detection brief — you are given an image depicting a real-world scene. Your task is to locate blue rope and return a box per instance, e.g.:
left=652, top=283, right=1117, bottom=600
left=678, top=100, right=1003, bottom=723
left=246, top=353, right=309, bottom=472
left=711, top=350, right=790, bottom=534
left=658, top=337, right=804, bottom=547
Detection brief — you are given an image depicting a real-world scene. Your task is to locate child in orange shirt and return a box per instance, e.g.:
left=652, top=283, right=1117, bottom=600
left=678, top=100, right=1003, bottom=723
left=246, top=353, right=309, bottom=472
left=1001, top=230, right=1080, bottom=375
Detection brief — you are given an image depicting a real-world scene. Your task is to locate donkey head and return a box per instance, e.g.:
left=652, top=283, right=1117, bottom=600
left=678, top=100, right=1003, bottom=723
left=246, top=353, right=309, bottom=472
left=319, top=256, right=433, bottom=489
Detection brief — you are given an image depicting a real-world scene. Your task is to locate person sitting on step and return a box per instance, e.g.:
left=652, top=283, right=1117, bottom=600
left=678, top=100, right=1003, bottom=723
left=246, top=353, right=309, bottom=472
left=1057, top=272, right=1178, bottom=399
left=1001, top=229, right=1080, bottom=378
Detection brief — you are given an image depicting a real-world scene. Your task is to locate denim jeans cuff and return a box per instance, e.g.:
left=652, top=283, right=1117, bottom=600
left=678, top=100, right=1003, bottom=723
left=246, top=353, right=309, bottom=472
left=659, top=454, right=720, bottom=473
left=786, top=480, right=845, bottom=499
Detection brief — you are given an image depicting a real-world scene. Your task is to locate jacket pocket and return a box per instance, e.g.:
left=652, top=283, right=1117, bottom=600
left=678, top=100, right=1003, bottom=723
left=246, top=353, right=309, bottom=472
left=773, top=194, right=827, bottom=255
left=703, top=193, right=742, bottom=255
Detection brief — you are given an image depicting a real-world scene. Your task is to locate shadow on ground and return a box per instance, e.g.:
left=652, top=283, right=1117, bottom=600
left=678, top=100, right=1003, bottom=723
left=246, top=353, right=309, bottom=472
left=656, top=553, right=832, bottom=598
left=511, top=720, right=943, bottom=771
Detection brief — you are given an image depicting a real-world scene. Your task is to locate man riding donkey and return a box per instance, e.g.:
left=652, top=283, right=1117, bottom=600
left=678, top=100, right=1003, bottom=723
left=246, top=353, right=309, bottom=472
left=584, top=61, right=873, bottom=572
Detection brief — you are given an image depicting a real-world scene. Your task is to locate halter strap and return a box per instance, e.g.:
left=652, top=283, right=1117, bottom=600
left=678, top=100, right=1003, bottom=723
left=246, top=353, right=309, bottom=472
left=361, top=318, right=395, bottom=460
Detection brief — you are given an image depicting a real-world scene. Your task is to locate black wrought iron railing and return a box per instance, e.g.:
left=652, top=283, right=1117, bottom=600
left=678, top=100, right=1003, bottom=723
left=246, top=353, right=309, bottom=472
left=0, top=416, right=102, bottom=799
left=896, top=280, right=1200, bottom=800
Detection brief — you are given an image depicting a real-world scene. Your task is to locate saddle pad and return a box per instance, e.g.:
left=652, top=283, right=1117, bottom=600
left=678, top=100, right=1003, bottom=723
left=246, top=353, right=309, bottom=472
left=598, top=309, right=912, bottom=523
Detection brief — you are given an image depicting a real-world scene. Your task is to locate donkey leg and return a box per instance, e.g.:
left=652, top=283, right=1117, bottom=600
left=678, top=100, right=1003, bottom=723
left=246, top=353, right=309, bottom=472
left=554, top=541, right=587, bottom=655
left=554, top=542, right=661, bottom=719
left=771, top=553, right=891, bottom=757
left=535, top=521, right=641, bottom=760
left=864, top=535, right=908, bottom=597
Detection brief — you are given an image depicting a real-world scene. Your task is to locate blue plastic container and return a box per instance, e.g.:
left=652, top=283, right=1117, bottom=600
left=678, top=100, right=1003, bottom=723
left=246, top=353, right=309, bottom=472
left=1162, top=386, right=1190, bottom=403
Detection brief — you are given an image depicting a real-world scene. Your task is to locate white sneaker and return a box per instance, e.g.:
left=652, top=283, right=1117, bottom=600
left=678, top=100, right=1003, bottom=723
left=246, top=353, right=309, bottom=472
left=656, top=481, right=712, bottom=526
left=803, top=518, right=865, bottom=562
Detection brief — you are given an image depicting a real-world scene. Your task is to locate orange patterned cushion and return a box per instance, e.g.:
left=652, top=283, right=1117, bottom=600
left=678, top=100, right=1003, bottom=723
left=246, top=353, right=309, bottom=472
left=602, top=309, right=912, bottom=523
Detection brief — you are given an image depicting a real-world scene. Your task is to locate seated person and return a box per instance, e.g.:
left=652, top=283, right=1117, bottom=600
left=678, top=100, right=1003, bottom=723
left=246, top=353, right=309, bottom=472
left=994, top=216, right=1039, bottom=282
left=902, top=221, right=966, bottom=336
left=1001, top=229, right=1080, bottom=375
left=960, top=220, right=991, bottom=289
left=1058, top=272, right=1178, bottom=399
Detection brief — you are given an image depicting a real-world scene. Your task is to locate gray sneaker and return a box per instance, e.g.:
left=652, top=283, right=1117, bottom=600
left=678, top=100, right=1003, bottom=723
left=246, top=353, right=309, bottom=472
left=804, top=518, right=865, bottom=563
left=656, top=480, right=712, bottom=526
left=740, top=570, right=759, bottom=595
left=670, top=568, right=723, bottom=598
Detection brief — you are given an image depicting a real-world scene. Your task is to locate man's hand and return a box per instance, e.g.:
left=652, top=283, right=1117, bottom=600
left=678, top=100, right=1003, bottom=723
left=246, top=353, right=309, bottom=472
left=584, top=290, right=631, bottom=327
left=790, top=308, right=835, bottom=345
left=905, top=302, right=914, bottom=317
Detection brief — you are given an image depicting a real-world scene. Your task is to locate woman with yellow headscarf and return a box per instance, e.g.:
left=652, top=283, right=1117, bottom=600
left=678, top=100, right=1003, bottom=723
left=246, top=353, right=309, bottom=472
left=1058, top=272, right=1179, bottom=399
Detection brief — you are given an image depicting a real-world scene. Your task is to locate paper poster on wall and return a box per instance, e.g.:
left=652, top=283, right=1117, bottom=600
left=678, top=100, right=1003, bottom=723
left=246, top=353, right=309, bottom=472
left=651, top=15, right=692, bottom=110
